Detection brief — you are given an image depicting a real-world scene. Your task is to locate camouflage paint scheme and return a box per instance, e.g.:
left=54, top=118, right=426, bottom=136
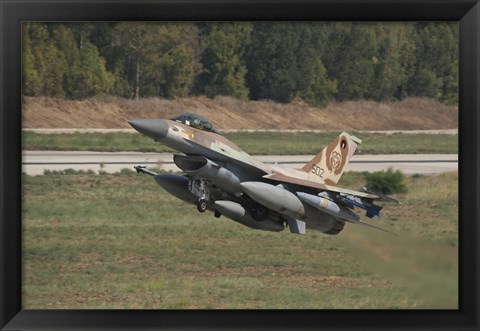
left=129, top=113, right=398, bottom=235
left=167, top=120, right=374, bottom=196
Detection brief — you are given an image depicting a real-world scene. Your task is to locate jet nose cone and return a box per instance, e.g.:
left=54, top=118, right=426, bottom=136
left=128, top=119, right=169, bottom=140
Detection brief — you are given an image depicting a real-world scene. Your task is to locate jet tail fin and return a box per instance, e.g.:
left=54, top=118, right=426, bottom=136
left=301, top=132, right=361, bottom=185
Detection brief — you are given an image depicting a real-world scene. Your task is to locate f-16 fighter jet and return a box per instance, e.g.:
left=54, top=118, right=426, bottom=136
left=129, top=113, right=399, bottom=235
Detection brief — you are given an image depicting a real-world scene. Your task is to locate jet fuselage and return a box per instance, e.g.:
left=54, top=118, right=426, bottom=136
left=129, top=113, right=396, bottom=235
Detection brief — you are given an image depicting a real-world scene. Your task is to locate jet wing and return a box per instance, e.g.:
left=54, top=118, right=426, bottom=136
left=182, top=139, right=272, bottom=177
left=263, top=172, right=381, bottom=199
left=264, top=171, right=399, bottom=223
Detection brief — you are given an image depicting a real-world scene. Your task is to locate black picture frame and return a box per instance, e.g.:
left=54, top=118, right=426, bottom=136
left=1, top=0, right=479, bottom=330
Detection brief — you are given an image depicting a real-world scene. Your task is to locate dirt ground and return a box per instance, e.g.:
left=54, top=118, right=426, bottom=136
left=22, top=96, right=458, bottom=130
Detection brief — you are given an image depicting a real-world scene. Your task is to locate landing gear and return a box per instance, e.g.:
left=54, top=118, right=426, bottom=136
left=197, top=198, right=208, bottom=213
left=214, top=210, right=222, bottom=218
left=190, top=178, right=211, bottom=213
left=250, top=203, right=269, bottom=222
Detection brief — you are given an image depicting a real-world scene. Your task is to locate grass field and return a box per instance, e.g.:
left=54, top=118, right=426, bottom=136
left=22, top=131, right=458, bottom=155
left=22, top=171, right=458, bottom=309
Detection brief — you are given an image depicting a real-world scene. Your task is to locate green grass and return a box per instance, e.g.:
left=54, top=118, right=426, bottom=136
left=22, top=171, right=458, bottom=309
left=23, top=131, right=458, bottom=155
left=23, top=132, right=165, bottom=153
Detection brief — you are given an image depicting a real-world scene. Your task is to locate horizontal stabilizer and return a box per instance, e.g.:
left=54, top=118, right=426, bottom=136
left=339, top=195, right=383, bottom=219
left=362, top=187, right=400, bottom=204
left=346, top=218, right=397, bottom=236
left=287, top=218, right=306, bottom=235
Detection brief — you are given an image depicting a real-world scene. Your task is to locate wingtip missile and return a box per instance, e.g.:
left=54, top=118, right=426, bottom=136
left=134, top=165, right=158, bottom=176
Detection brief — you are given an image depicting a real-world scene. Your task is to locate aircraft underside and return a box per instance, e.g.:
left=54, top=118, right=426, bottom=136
left=135, top=164, right=347, bottom=235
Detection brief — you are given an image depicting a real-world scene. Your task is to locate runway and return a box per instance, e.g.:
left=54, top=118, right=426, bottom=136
left=22, top=151, right=458, bottom=176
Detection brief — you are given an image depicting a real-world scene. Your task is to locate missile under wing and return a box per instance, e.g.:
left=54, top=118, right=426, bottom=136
left=129, top=113, right=399, bottom=236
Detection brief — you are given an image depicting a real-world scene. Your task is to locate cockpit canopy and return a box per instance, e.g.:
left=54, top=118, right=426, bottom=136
left=171, top=113, right=220, bottom=134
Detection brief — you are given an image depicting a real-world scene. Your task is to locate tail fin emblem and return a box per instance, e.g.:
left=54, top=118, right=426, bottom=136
left=301, top=132, right=361, bottom=185
left=330, top=151, right=342, bottom=171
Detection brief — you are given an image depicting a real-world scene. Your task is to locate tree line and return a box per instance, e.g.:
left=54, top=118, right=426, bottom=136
left=23, top=22, right=458, bottom=106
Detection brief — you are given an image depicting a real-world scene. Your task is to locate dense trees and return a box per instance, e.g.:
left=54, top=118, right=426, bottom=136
left=22, top=22, right=458, bottom=105
left=407, top=23, right=458, bottom=103
left=107, top=23, right=202, bottom=99
left=197, top=22, right=252, bottom=100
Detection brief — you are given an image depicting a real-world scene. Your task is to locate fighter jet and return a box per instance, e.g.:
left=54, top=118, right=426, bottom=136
left=129, top=113, right=399, bottom=235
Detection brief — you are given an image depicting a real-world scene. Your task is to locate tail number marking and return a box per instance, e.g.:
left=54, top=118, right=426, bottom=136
left=311, top=164, right=325, bottom=178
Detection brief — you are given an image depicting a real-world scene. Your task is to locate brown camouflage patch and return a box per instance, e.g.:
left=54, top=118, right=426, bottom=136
left=323, top=178, right=337, bottom=186
left=169, top=120, right=243, bottom=152
left=300, top=151, right=323, bottom=172
left=325, top=135, right=348, bottom=176
left=264, top=172, right=329, bottom=191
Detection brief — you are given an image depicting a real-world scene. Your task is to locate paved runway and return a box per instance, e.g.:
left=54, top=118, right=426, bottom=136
left=22, top=151, right=458, bottom=176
